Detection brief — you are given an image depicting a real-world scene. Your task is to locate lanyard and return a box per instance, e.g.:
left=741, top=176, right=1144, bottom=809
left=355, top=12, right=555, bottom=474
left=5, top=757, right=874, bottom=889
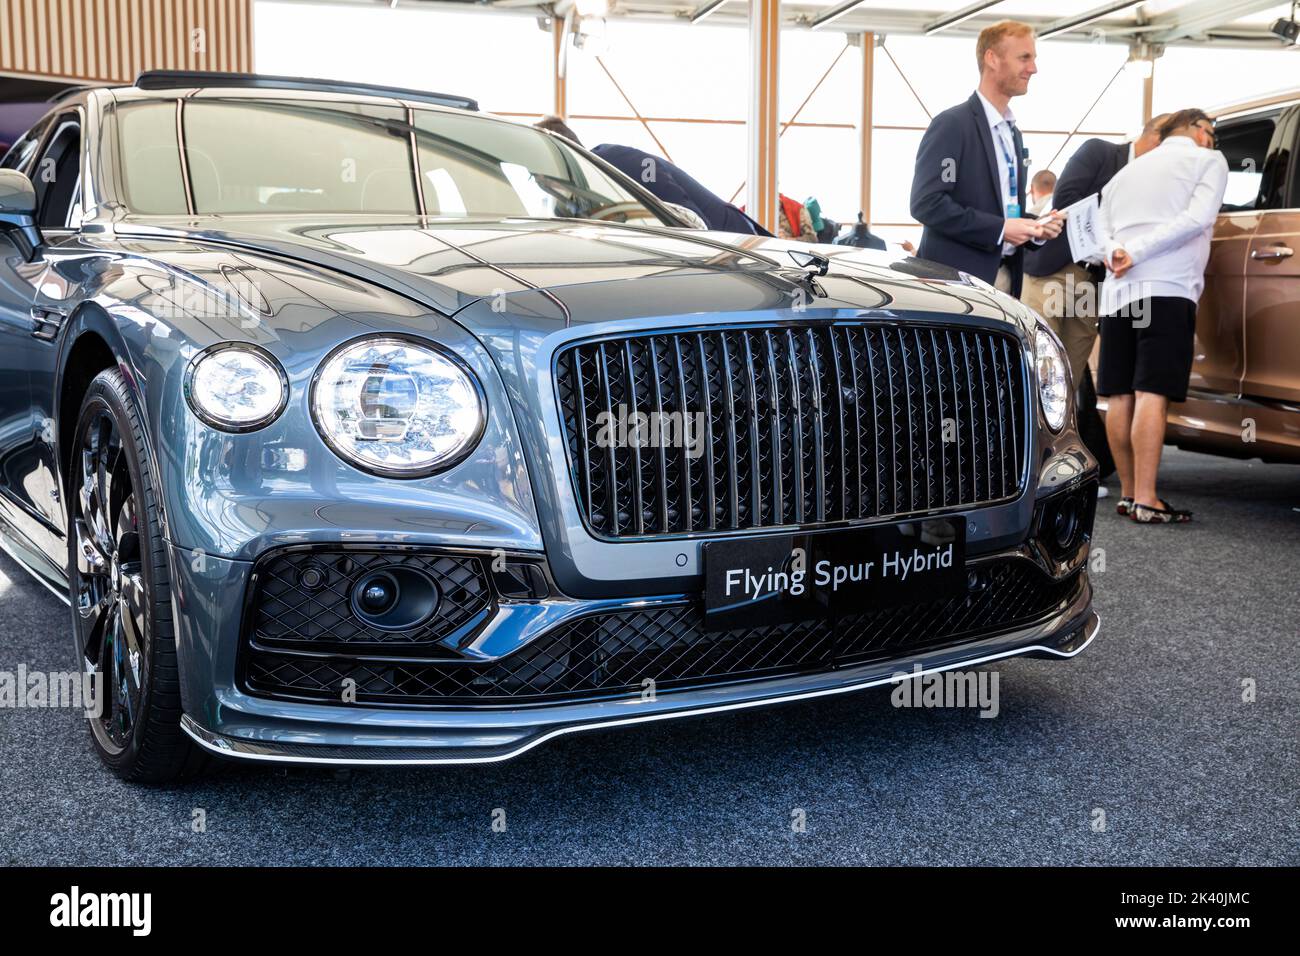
left=993, top=122, right=1019, bottom=203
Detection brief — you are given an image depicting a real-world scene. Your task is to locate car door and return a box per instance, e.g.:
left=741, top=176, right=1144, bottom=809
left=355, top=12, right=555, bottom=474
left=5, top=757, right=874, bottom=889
left=1241, top=105, right=1300, bottom=403
left=0, top=109, right=85, bottom=564
left=1194, top=112, right=1276, bottom=398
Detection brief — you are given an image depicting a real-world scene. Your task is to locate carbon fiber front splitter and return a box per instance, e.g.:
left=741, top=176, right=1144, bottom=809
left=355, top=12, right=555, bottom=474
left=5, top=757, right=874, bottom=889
left=180, top=589, right=1099, bottom=767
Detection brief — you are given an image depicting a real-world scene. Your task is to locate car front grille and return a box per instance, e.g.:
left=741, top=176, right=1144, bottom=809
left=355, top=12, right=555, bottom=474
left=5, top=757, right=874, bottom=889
left=555, top=322, right=1027, bottom=540
left=242, top=558, right=1080, bottom=707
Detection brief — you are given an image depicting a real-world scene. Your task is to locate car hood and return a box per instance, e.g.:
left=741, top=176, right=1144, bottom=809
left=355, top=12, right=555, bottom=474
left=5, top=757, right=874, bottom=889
left=112, top=216, right=1017, bottom=327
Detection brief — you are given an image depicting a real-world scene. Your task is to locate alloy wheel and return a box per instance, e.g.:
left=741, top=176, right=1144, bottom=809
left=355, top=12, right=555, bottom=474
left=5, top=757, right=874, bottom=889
left=72, top=409, right=146, bottom=754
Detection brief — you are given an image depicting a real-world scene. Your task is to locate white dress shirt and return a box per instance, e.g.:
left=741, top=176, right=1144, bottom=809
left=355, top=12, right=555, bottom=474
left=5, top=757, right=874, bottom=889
left=975, top=90, right=1044, bottom=256
left=976, top=91, right=1019, bottom=256
left=1097, top=135, right=1229, bottom=315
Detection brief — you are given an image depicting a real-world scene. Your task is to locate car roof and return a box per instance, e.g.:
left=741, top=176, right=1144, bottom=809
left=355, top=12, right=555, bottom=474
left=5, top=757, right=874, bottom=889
left=1209, top=88, right=1300, bottom=121
left=104, top=70, right=479, bottom=115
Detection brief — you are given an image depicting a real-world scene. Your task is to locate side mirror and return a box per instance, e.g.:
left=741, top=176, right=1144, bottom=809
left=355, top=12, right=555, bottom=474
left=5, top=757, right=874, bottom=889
left=663, top=202, right=708, bottom=230
left=0, top=169, right=41, bottom=259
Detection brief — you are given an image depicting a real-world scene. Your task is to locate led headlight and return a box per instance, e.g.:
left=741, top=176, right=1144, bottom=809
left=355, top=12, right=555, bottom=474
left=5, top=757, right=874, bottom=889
left=1035, top=327, right=1069, bottom=432
left=185, top=344, right=288, bottom=431
left=311, top=337, right=485, bottom=477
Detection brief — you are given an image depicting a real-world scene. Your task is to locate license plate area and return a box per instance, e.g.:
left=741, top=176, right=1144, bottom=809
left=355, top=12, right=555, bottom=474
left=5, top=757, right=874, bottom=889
left=702, top=517, right=966, bottom=632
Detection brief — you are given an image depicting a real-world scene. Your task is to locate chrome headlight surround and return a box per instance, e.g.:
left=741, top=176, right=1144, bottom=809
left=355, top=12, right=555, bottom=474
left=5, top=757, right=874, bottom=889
left=1034, top=326, right=1070, bottom=433
left=310, top=335, right=486, bottom=479
left=184, top=342, right=289, bottom=433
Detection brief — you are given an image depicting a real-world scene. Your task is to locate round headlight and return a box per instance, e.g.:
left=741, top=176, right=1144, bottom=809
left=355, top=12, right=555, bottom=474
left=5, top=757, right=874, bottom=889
left=311, top=337, right=485, bottom=477
left=1035, top=328, right=1069, bottom=432
left=186, top=344, right=288, bottom=431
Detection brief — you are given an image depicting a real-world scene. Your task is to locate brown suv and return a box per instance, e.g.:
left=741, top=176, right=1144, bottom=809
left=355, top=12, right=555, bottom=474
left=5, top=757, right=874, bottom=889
left=1105, top=91, right=1300, bottom=464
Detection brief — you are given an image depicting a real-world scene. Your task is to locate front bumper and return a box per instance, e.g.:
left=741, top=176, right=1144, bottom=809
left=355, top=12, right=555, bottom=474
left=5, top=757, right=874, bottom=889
left=175, top=562, right=1096, bottom=766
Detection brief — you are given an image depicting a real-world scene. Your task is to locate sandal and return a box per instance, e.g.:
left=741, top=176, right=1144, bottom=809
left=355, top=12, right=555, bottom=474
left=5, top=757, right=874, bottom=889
left=1116, top=497, right=1134, bottom=516
left=1130, top=499, right=1193, bottom=524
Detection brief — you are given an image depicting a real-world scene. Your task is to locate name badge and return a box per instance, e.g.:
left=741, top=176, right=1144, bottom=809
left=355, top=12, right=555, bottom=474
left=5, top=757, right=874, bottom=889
left=1005, top=202, right=1021, bottom=219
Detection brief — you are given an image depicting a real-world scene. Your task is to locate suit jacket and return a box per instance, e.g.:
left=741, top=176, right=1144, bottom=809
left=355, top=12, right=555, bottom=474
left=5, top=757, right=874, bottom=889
left=591, top=144, right=772, bottom=237
left=910, top=92, right=1030, bottom=297
left=1024, top=138, right=1128, bottom=278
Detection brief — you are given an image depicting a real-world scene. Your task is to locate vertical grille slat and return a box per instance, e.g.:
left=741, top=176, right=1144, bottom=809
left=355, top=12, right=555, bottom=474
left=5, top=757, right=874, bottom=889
left=928, top=328, right=949, bottom=508
left=560, top=349, right=595, bottom=528
left=879, top=327, right=901, bottom=517
left=897, top=327, right=918, bottom=513
left=1001, top=337, right=1020, bottom=498
left=974, top=333, right=995, bottom=505
left=943, top=330, right=965, bottom=506
left=596, top=344, right=620, bottom=535
left=806, top=329, right=827, bottom=523
left=785, top=329, right=806, bottom=525
left=763, top=331, right=786, bottom=526
left=558, top=323, right=1027, bottom=539
left=990, top=336, right=1008, bottom=500
left=828, top=329, right=850, bottom=521
left=741, top=332, right=764, bottom=526
left=913, top=329, right=935, bottom=512
left=672, top=336, right=695, bottom=532
left=862, top=326, right=886, bottom=518
left=718, top=334, right=741, bottom=529
left=647, top=337, right=672, bottom=532
left=696, top=334, right=718, bottom=531
left=621, top=340, right=647, bottom=535
left=841, top=328, right=867, bottom=519
left=960, top=331, right=980, bottom=503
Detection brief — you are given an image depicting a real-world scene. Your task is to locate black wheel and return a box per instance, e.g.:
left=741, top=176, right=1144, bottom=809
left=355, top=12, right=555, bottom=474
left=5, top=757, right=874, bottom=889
left=67, top=368, right=206, bottom=783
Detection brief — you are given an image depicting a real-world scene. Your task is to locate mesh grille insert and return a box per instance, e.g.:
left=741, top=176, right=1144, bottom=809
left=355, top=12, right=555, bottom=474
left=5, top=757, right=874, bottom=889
left=244, top=559, right=1080, bottom=706
left=248, top=549, right=493, bottom=654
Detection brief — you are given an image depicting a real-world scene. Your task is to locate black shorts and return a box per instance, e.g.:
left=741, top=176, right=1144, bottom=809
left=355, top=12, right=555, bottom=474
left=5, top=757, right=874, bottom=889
left=1096, top=296, right=1197, bottom=402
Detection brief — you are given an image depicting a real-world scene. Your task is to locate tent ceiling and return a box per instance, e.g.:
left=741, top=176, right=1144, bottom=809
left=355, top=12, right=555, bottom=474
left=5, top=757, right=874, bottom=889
left=311, top=0, right=1300, bottom=48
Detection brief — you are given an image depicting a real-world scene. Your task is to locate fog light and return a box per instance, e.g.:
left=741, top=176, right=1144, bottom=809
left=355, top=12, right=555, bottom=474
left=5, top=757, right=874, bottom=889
left=358, top=573, right=399, bottom=615
left=1052, top=497, right=1081, bottom=551
left=350, top=568, right=440, bottom=631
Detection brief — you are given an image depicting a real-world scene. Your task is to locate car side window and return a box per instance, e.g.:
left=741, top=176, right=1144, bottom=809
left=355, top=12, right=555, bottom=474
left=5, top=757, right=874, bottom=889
left=1257, top=106, right=1299, bottom=212
left=1214, top=115, right=1276, bottom=212
left=31, top=114, right=82, bottom=229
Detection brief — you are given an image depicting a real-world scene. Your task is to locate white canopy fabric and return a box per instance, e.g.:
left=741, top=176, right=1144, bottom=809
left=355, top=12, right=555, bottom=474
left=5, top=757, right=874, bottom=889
left=257, top=1, right=1300, bottom=240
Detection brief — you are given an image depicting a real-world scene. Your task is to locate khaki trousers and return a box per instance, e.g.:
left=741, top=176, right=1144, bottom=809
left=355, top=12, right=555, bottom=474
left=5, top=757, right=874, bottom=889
left=1019, top=262, right=1098, bottom=387
left=994, top=265, right=1013, bottom=295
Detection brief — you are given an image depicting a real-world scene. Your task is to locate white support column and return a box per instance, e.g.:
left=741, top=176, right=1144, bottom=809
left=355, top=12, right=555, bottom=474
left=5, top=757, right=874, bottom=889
left=747, top=0, right=780, bottom=234
left=554, top=14, right=569, bottom=119
left=860, top=32, right=875, bottom=225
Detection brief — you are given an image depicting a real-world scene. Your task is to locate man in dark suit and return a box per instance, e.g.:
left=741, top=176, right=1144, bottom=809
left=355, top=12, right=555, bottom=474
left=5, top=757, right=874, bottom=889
left=910, top=20, right=1062, bottom=298
left=533, top=116, right=770, bottom=237
left=592, top=143, right=772, bottom=236
left=1022, top=114, right=1167, bottom=385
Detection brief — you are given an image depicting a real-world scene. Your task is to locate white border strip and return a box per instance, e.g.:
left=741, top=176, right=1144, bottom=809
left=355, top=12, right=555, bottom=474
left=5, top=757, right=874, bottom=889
left=182, top=613, right=1101, bottom=767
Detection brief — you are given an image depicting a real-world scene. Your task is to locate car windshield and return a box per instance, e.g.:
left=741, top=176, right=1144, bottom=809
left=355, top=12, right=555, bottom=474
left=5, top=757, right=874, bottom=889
left=114, top=97, right=670, bottom=226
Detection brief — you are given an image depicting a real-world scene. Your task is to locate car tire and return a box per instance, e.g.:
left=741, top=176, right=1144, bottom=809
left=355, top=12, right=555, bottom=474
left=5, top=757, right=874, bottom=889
left=66, top=368, right=207, bottom=783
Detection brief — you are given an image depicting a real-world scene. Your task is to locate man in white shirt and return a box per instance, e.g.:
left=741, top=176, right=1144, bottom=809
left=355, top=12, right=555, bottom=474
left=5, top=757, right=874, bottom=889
left=1095, top=109, right=1228, bottom=523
